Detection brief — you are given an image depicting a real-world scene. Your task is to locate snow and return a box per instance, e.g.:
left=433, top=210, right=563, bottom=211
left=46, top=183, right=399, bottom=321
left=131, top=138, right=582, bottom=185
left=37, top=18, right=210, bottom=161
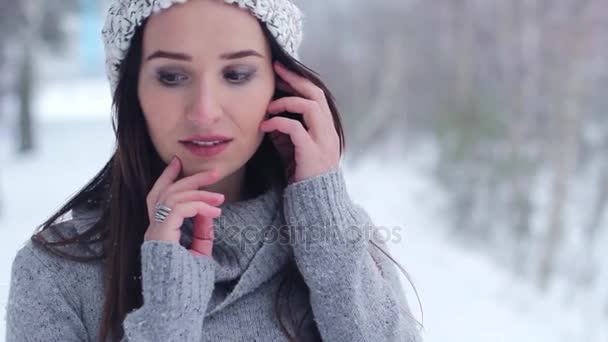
left=34, top=77, right=113, bottom=121
left=0, top=79, right=605, bottom=341
left=346, top=151, right=602, bottom=341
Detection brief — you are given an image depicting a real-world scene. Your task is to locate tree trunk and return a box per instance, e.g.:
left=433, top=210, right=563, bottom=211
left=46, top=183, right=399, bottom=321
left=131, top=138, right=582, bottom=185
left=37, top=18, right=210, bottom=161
left=538, top=69, right=581, bottom=290
left=350, top=34, right=407, bottom=162
left=18, top=43, right=34, bottom=154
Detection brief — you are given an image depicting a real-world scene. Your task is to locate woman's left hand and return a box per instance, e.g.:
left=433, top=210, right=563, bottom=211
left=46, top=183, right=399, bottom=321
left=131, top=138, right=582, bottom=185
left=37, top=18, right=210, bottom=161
left=260, top=61, right=341, bottom=184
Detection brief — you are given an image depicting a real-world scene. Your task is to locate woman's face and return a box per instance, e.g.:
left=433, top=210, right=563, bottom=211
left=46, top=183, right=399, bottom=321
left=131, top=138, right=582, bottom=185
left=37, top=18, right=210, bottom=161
left=138, top=0, right=275, bottom=180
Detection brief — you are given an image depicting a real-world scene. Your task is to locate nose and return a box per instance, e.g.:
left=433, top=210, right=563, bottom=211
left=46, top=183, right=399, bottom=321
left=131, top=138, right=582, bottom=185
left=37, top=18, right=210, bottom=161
left=186, top=79, right=222, bottom=126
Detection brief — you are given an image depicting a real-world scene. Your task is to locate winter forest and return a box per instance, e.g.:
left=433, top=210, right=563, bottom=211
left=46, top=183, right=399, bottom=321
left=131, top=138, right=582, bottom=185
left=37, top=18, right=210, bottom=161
left=1, top=0, right=607, bottom=341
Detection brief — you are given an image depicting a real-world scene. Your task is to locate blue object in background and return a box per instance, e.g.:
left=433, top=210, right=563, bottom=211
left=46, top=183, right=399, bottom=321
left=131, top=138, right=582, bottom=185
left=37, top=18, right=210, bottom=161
left=79, top=0, right=104, bottom=76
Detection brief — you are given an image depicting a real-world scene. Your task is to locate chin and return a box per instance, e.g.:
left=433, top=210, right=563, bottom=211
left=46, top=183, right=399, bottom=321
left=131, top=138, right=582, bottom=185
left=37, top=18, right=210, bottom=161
left=181, top=163, right=220, bottom=178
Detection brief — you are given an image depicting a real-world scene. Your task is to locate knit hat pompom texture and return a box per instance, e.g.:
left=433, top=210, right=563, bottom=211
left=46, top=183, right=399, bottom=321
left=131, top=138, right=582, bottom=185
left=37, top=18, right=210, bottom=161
left=102, top=0, right=304, bottom=93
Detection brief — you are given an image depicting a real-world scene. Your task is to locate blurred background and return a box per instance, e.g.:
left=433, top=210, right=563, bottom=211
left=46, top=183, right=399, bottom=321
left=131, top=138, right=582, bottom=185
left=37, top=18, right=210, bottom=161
left=1, top=0, right=607, bottom=341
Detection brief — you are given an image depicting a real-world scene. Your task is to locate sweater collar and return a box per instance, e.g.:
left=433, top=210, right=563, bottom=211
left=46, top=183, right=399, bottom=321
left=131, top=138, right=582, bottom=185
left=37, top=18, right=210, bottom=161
left=179, top=184, right=283, bottom=282
left=70, top=184, right=292, bottom=316
left=71, top=184, right=285, bottom=282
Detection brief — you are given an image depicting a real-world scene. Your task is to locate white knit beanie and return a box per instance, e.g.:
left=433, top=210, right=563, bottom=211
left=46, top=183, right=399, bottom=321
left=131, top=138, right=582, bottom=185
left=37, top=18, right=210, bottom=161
left=102, top=0, right=304, bottom=94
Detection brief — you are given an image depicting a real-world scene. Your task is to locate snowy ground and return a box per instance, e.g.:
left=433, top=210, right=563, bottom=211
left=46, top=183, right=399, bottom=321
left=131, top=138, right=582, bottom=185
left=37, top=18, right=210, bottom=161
left=0, top=79, right=605, bottom=341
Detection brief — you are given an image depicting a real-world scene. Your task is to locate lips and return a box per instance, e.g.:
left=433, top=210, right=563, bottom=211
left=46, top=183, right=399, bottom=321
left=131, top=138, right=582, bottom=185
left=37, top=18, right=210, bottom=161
left=180, top=135, right=233, bottom=143
left=180, top=139, right=232, bottom=158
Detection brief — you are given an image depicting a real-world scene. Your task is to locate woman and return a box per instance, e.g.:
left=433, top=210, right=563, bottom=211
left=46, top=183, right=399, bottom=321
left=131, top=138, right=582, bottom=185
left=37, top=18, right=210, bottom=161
left=5, top=0, right=422, bottom=341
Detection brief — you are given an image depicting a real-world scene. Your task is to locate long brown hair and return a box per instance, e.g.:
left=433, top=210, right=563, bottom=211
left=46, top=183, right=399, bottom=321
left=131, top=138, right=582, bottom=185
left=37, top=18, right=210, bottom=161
left=31, top=16, right=422, bottom=342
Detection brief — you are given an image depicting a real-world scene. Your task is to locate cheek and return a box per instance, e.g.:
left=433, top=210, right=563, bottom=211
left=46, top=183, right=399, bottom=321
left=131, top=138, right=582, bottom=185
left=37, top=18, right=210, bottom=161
left=231, top=98, right=269, bottom=134
left=138, top=84, right=181, bottom=142
left=233, top=79, right=275, bottom=129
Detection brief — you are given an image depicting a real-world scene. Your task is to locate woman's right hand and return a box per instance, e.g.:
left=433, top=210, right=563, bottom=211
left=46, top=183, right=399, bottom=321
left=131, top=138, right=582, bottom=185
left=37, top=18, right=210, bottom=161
left=144, top=156, right=225, bottom=257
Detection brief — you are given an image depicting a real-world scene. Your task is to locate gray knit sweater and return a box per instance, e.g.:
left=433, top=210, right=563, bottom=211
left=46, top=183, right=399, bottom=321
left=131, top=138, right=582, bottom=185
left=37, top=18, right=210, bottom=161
left=5, top=167, right=422, bottom=341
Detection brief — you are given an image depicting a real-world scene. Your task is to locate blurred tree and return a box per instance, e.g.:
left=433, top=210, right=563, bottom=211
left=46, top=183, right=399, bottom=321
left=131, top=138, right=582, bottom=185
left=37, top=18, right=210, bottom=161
left=297, top=0, right=607, bottom=306
left=0, top=0, right=77, bottom=216
left=297, top=0, right=418, bottom=158
left=0, top=0, right=77, bottom=153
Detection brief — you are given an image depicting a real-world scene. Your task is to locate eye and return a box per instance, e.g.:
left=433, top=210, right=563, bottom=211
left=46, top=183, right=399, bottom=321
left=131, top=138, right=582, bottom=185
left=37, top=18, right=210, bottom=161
left=156, top=70, right=188, bottom=87
left=225, top=70, right=254, bottom=84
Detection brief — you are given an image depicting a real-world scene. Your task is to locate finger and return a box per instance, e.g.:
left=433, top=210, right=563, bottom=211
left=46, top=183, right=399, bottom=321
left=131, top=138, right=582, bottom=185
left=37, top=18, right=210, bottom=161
left=190, top=240, right=213, bottom=257
left=266, top=97, right=324, bottom=136
left=193, top=214, right=214, bottom=240
left=276, top=79, right=298, bottom=95
left=162, top=190, right=225, bottom=208
left=269, top=131, right=294, bottom=150
left=266, top=131, right=295, bottom=172
left=162, top=170, right=220, bottom=200
left=155, top=201, right=222, bottom=231
left=147, top=156, right=181, bottom=209
left=190, top=215, right=214, bottom=256
left=260, top=116, right=315, bottom=148
left=274, top=61, right=331, bottom=114
left=190, top=249, right=210, bottom=257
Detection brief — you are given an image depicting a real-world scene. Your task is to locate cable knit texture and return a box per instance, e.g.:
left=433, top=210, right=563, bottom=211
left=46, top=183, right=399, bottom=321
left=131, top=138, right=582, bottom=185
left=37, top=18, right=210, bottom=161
left=5, top=167, right=422, bottom=341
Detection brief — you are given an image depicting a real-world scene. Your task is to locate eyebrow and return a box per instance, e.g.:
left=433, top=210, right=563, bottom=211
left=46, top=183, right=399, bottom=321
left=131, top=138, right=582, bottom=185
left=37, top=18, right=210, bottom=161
left=145, top=49, right=264, bottom=62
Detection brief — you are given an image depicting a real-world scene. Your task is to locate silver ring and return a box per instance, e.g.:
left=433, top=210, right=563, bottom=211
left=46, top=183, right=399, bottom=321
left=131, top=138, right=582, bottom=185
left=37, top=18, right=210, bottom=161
left=154, top=202, right=172, bottom=223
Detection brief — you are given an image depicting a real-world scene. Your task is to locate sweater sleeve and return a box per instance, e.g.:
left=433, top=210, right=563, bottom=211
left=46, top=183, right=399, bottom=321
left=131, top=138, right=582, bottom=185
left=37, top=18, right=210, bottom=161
left=121, top=240, right=217, bottom=341
left=283, top=167, right=423, bottom=342
left=5, top=240, right=217, bottom=342
left=5, top=243, right=90, bottom=342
